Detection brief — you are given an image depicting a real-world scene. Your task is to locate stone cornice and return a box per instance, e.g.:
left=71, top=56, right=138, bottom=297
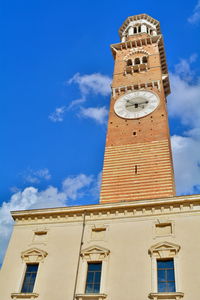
left=11, top=194, right=200, bottom=225
left=111, top=35, right=161, bottom=54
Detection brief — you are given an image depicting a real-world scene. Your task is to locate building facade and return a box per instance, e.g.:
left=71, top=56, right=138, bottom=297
left=0, top=14, right=200, bottom=300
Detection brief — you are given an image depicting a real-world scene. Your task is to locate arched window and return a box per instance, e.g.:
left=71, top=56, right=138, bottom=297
left=134, top=58, right=140, bottom=65
left=127, top=59, right=132, bottom=66
left=134, top=27, right=137, bottom=34
left=138, top=26, right=141, bottom=33
left=142, top=56, right=148, bottom=64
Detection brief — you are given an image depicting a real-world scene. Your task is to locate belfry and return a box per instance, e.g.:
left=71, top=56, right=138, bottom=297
left=0, top=13, right=200, bottom=300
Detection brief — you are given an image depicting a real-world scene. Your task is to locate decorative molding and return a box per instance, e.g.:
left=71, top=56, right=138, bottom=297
left=149, top=242, right=180, bottom=258
left=11, top=293, right=39, bottom=299
left=112, top=81, right=161, bottom=98
left=81, top=245, right=110, bottom=261
left=148, top=292, right=184, bottom=300
left=153, top=220, right=175, bottom=239
left=21, top=248, right=48, bottom=263
left=75, top=294, right=107, bottom=300
left=118, top=14, right=160, bottom=37
left=11, top=194, right=200, bottom=226
left=123, top=48, right=150, bottom=60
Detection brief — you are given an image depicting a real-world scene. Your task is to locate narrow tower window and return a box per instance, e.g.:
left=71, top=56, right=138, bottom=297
left=135, top=165, right=138, bottom=174
left=127, top=59, right=132, bottom=66
left=134, top=58, right=140, bottom=65
left=142, top=56, right=148, bottom=63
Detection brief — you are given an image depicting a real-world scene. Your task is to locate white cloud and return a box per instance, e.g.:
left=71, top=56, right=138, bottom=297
left=68, top=73, right=111, bottom=96
left=23, top=168, right=51, bottom=184
left=68, top=97, right=86, bottom=109
left=0, top=173, right=100, bottom=265
left=168, top=72, right=200, bottom=127
left=80, top=106, right=108, bottom=124
left=90, top=171, right=102, bottom=198
left=49, top=106, right=66, bottom=122
left=174, top=54, right=197, bottom=82
left=188, top=0, right=200, bottom=24
left=171, top=135, right=200, bottom=195
left=50, top=73, right=111, bottom=124
left=168, top=55, right=200, bottom=195
left=62, top=174, right=94, bottom=200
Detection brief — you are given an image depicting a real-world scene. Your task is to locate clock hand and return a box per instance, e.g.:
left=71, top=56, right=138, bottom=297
left=138, top=101, right=149, bottom=105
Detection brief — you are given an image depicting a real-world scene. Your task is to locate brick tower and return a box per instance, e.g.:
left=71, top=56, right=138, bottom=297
left=100, top=14, right=175, bottom=203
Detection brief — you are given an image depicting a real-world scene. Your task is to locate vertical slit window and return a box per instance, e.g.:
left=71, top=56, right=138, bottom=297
left=21, top=264, right=39, bottom=293
left=85, top=262, right=102, bottom=294
left=157, top=259, right=175, bottom=292
left=135, top=165, right=138, bottom=174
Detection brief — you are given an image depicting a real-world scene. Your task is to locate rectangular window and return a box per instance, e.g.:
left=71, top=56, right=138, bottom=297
left=85, top=262, right=102, bottom=294
left=21, top=264, right=39, bottom=293
left=157, top=259, right=175, bottom=292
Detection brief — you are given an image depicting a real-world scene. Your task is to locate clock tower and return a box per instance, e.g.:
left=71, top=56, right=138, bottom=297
left=100, top=14, right=175, bottom=203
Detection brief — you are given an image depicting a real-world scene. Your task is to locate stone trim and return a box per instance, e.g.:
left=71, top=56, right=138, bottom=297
left=11, top=194, right=200, bottom=225
left=81, top=246, right=110, bottom=261
left=21, top=248, right=48, bottom=263
left=123, top=48, right=151, bottom=60
left=118, top=13, right=160, bottom=37
left=112, top=81, right=161, bottom=98
left=148, top=292, right=184, bottom=299
left=149, top=242, right=180, bottom=258
left=11, top=293, right=39, bottom=299
left=75, top=294, right=107, bottom=300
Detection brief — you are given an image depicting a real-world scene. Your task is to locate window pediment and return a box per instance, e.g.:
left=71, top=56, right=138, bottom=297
left=149, top=242, right=180, bottom=258
left=81, top=245, right=110, bottom=261
left=21, top=248, right=48, bottom=263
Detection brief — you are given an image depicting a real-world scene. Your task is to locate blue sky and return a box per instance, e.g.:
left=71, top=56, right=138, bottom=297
left=0, top=0, right=200, bottom=264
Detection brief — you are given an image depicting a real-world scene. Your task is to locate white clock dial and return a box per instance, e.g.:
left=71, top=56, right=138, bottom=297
left=114, top=90, right=160, bottom=119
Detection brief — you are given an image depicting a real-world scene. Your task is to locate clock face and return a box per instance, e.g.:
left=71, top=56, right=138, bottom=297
left=114, top=90, right=160, bottom=119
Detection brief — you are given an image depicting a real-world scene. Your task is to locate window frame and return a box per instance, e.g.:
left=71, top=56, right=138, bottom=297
left=148, top=242, right=181, bottom=294
left=21, top=263, right=39, bottom=294
left=85, top=262, right=102, bottom=294
left=76, top=246, right=110, bottom=297
left=157, top=259, right=176, bottom=293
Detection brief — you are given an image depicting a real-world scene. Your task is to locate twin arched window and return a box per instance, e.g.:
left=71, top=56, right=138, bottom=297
left=126, top=56, right=148, bottom=66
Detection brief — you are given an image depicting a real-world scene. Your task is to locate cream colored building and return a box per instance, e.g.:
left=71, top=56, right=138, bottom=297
left=1, top=14, right=200, bottom=300
left=1, top=195, right=200, bottom=300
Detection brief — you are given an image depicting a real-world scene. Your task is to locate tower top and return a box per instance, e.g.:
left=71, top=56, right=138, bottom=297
left=119, top=14, right=161, bottom=42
